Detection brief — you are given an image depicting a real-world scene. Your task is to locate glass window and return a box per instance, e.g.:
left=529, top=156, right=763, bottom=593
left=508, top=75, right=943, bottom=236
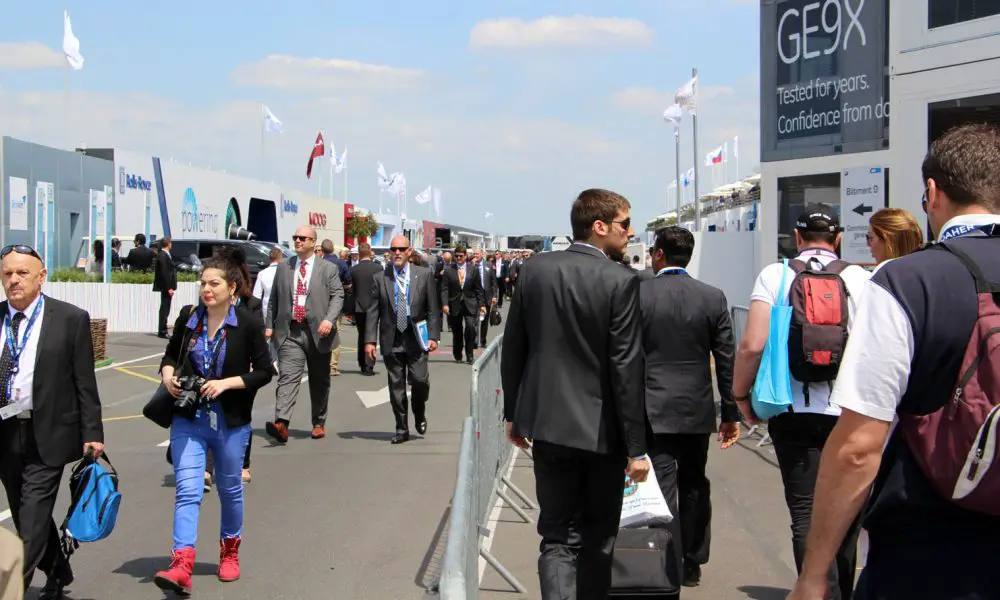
left=170, top=241, right=199, bottom=264
left=776, top=173, right=842, bottom=259
left=929, top=0, right=1000, bottom=28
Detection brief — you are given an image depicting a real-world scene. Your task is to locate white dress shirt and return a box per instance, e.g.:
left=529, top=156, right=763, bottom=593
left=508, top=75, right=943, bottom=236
left=294, top=256, right=315, bottom=294
left=253, top=263, right=279, bottom=320
left=2, top=294, right=44, bottom=412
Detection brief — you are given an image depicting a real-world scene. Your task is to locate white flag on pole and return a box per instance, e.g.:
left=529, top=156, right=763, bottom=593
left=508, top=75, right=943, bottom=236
left=377, top=162, right=392, bottom=188
left=414, top=185, right=432, bottom=205
left=433, top=188, right=442, bottom=217
left=675, top=75, right=698, bottom=115
left=662, top=104, right=683, bottom=126
left=733, top=136, right=739, bottom=158
left=485, top=211, right=494, bottom=219
left=388, top=172, right=406, bottom=196
left=336, top=149, right=347, bottom=173
left=62, top=10, right=84, bottom=71
left=328, top=141, right=337, bottom=164
left=668, top=180, right=677, bottom=190
left=263, top=105, right=283, bottom=133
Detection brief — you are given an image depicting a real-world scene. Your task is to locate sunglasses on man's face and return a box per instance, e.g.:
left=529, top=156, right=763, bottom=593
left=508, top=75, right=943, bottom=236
left=390, top=246, right=409, bottom=253
left=606, top=218, right=631, bottom=231
left=292, top=235, right=314, bottom=242
left=0, top=245, right=42, bottom=261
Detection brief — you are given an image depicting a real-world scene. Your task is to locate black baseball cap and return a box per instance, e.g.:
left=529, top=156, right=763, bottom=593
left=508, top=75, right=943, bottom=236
left=795, top=203, right=840, bottom=233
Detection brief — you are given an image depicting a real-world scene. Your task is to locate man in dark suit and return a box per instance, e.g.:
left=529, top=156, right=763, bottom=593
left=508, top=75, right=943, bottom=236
left=364, top=235, right=440, bottom=444
left=153, top=236, right=177, bottom=338
left=439, top=244, right=485, bottom=364
left=351, top=243, right=383, bottom=376
left=472, top=248, right=497, bottom=347
left=320, top=240, right=353, bottom=376
left=640, top=226, right=739, bottom=588
left=0, top=245, right=104, bottom=599
left=501, top=189, right=651, bottom=600
left=124, top=233, right=154, bottom=271
left=492, top=251, right=507, bottom=307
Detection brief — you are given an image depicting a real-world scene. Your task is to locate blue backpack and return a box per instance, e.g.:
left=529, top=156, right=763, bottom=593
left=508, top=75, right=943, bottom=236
left=60, top=451, right=121, bottom=554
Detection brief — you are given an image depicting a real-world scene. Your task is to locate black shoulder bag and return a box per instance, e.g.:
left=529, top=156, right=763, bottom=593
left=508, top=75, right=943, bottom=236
left=142, top=306, right=199, bottom=428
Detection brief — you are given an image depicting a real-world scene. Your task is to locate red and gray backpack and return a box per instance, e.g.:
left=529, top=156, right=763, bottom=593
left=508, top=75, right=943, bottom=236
left=786, top=257, right=852, bottom=406
left=900, top=241, right=1000, bottom=515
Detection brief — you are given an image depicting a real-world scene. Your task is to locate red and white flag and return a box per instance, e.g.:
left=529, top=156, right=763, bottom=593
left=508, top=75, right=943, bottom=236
left=306, top=132, right=325, bottom=178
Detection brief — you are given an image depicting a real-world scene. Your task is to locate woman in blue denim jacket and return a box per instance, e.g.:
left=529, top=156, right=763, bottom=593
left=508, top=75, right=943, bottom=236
left=153, top=251, right=272, bottom=595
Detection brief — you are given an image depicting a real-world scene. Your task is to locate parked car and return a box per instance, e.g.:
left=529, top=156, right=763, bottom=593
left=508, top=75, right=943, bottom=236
left=150, top=238, right=289, bottom=284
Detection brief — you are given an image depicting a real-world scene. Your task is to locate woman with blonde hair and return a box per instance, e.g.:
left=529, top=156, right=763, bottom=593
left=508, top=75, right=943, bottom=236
left=867, top=207, right=924, bottom=266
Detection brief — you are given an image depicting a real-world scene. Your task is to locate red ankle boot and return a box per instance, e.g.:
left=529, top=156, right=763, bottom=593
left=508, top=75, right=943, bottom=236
left=218, top=536, right=241, bottom=582
left=154, top=547, right=195, bottom=596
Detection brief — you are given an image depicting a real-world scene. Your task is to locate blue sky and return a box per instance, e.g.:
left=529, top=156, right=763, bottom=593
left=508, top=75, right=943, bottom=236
left=0, top=0, right=760, bottom=234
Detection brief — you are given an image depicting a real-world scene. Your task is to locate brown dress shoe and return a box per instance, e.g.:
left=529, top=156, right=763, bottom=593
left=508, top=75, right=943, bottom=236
left=311, top=426, right=326, bottom=439
left=265, top=421, right=289, bottom=444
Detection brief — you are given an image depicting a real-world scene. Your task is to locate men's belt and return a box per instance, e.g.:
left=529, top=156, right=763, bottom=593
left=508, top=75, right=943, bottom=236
left=16, top=410, right=31, bottom=420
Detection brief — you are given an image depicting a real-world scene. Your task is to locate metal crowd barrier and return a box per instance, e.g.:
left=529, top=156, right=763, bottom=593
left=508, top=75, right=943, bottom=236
left=438, top=334, right=538, bottom=599
left=730, top=305, right=771, bottom=448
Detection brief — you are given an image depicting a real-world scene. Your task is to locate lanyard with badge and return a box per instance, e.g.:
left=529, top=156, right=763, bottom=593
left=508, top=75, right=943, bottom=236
left=939, top=223, right=998, bottom=242
left=656, top=267, right=688, bottom=277
left=190, top=311, right=227, bottom=430
left=394, top=267, right=411, bottom=309
left=0, top=297, right=44, bottom=420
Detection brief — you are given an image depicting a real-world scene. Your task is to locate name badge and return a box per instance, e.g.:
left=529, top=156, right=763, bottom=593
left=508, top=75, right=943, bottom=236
left=209, top=410, right=218, bottom=432
left=296, top=295, right=307, bottom=307
left=0, top=394, right=22, bottom=420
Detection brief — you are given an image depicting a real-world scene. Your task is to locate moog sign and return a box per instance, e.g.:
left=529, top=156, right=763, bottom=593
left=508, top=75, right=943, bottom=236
left=309, top=212, right=327, bottom=228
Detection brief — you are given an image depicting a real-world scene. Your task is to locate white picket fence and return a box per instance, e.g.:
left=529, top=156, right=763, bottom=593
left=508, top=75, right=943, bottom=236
left=0, top=282, right=201, bottom=333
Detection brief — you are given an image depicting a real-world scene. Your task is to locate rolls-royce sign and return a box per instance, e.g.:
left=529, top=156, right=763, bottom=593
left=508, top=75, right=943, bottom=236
left=118, top=167, right=153, bottom=194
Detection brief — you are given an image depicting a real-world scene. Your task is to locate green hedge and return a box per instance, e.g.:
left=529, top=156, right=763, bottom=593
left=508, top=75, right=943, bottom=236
left=48, top=269, right=199, bottom=284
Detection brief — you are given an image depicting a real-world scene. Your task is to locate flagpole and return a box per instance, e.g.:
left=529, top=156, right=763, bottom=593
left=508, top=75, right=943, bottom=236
left=329, top=153, right=334, bottom=202
left=63, top=65, right=70, bottom=149
left=736, top=139, right=740, bottom=182
left=674, top=128, right=681, bottom=219
left=343, top=165, right=348, bottom=205
left=691, top=67, right=701, bottom=232
left=259, top=104, right=265, bottom=179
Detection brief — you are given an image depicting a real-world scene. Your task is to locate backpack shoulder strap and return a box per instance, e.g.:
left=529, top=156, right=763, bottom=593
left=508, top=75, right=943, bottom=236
left=823, top=260, right=852, bottom=275
left=937, top=242, right=1000, bottom=294
left=788, top=258, right=808, bottom=274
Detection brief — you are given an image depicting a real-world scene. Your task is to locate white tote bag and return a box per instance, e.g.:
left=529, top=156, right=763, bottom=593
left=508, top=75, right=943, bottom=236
left=619, top=456, right=673, bottom=528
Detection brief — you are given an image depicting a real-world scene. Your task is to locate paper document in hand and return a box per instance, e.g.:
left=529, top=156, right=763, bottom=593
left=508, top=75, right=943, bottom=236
left=414, top=320, right=431, bottom=352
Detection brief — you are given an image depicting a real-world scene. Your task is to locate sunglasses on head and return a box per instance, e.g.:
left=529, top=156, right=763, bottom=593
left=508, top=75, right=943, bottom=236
left=292, top=235, right=314, bottom=242
left=0, top=245, right=42, bottom=261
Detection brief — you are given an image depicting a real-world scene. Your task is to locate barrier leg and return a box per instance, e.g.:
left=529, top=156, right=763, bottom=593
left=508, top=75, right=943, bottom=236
left=480, top=547, right=528, bottom=593
left=497, top=489, right=535, bottom=524
left=501, top=475, right=539, bottom=510
left=756, top=432, right=773, bottom=448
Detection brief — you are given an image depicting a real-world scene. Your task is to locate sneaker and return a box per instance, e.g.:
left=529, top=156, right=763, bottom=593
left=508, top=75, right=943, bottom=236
left=204, top=472, right=213, bottom=492
left=241, top=468, right=251, bottom=484
left=218, top=537, right=242, bottom=582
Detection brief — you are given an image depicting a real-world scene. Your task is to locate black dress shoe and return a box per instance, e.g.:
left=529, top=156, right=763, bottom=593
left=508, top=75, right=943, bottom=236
left=682, top=563, right=701, bottom=587
left=416, top=419, right=427, bottom=435
left=391, top=433, right=410, bottom=444
left=466, top=357, right=474, bottom=364
left=39, top=574, right=69, bottom=600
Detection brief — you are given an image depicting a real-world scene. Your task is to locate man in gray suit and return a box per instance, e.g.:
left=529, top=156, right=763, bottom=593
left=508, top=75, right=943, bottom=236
left=265, top=225, right=344, bottom=442
left=364, top=235, right=440, bottom=444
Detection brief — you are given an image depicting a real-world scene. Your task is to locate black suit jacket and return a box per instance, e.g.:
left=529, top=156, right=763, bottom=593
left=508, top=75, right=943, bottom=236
left=473, top=261, right=496, bottom=304
left=3, top=296, right=104, bottom=467
left=153, top=250, right=177, bottom=292
left=501, top=244, right=647, bottom=458
left=125, top=245, right=154, bottom=271
left=161, top=304, right=274, bottom=428
left=365, top=264, right=441, bottom=353
left=638, top=268, right=655, bottom=281
left=639, top=271, right=737, bottom=434
left=351, top=260, right=384, bottom=314
left=441, top=262, right=486, bottom=316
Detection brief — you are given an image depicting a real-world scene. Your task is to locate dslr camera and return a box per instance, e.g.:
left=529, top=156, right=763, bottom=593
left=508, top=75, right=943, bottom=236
left=174, top=375, right=208, bottom=417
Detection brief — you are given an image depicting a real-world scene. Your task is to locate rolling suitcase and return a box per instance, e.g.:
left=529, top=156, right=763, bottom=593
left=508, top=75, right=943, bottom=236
left=609, top=527, right=680, bottom=598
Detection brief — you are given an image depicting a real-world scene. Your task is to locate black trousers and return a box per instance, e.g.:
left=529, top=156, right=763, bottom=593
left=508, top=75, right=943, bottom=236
left=448, top=314, right=476, bottom=360
left=0, top=419, right=70, bottom=588
left=651, top=433, right=711, bottom=570
left=479, top=314, right=489, bottom=346
left=353, top=312, right=374, bottom=373
left=383, top=348, right=429, bottom=434
left=770, top=412, right=860, bottom=600
left=158, top=290, right=173, bottom=335
left=533, top=440, right=626, bottom=600
left=497, top=280, right=505, bottom=307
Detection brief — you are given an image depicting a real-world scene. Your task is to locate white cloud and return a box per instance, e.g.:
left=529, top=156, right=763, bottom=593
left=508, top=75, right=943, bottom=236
left=231, top=55, right=427, bottom=91
left=0, top=42, right=64, bottom=70
left=470, top=16, right=653, bottom=50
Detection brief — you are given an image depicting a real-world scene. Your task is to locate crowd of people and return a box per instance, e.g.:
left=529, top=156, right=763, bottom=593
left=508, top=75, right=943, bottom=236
left=500, top=122, right=1000, bottom=600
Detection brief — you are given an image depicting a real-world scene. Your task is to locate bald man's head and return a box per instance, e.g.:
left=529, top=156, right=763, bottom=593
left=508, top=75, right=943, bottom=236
left=389, top=235, right=411, bottom=269
left=293, top=225, right=318, bottom=258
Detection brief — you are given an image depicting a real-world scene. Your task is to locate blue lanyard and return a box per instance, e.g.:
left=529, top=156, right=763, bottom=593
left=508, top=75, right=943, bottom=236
left=393, top=268, right=411, bottom=305
left=4, top=296, right=43, bottom=397
left=939, top=223, right=992, bottom=242
left=656, top=267, right=688, bottom=277
left=200, top=317, right=226, bottom=378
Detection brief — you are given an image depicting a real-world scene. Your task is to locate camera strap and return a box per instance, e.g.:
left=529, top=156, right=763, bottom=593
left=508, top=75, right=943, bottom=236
left=187, top=311, right=227, bottom=379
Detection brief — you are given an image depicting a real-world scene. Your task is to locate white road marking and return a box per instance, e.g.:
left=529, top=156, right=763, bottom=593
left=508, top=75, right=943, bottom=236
left=0, top=509, right=10, bottom=523
left=357, top=386, right=391, bottom=408
left=157, top=440, right=170, bottom=447
left=96, top=352, right=163, bottom=372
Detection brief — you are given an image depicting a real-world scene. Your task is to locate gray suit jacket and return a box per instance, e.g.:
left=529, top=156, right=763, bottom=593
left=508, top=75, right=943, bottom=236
left=365, top=263, right=441, bottom=355
left=267, top=255, right=345, bottom=354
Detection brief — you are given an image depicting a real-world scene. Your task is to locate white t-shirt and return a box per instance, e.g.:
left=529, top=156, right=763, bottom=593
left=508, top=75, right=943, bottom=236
left=749, top=248, right=873, bottom=416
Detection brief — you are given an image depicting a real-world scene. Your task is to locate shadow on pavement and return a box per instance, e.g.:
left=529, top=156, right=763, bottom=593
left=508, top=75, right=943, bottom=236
left=737, top=585, right=792, bottom=599
left=415, top=506, right=451, bottom=594
left=113, top=556, right=218, bottom=583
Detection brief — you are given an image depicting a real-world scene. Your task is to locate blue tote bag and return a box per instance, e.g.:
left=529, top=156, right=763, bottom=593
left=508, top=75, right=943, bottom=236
left=751, top=260, right=794, bottom=420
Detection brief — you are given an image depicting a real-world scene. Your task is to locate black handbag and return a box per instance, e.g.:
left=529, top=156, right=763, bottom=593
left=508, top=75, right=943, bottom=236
left=610, top=527, right=679, bottom=597
left=489, top=305, right=502, bottom=327
left=142, top=306, right=197, bottom=429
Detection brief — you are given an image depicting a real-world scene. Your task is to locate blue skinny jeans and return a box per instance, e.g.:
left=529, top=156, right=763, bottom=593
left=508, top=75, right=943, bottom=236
left=170, top=403, right=251, bottom=550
